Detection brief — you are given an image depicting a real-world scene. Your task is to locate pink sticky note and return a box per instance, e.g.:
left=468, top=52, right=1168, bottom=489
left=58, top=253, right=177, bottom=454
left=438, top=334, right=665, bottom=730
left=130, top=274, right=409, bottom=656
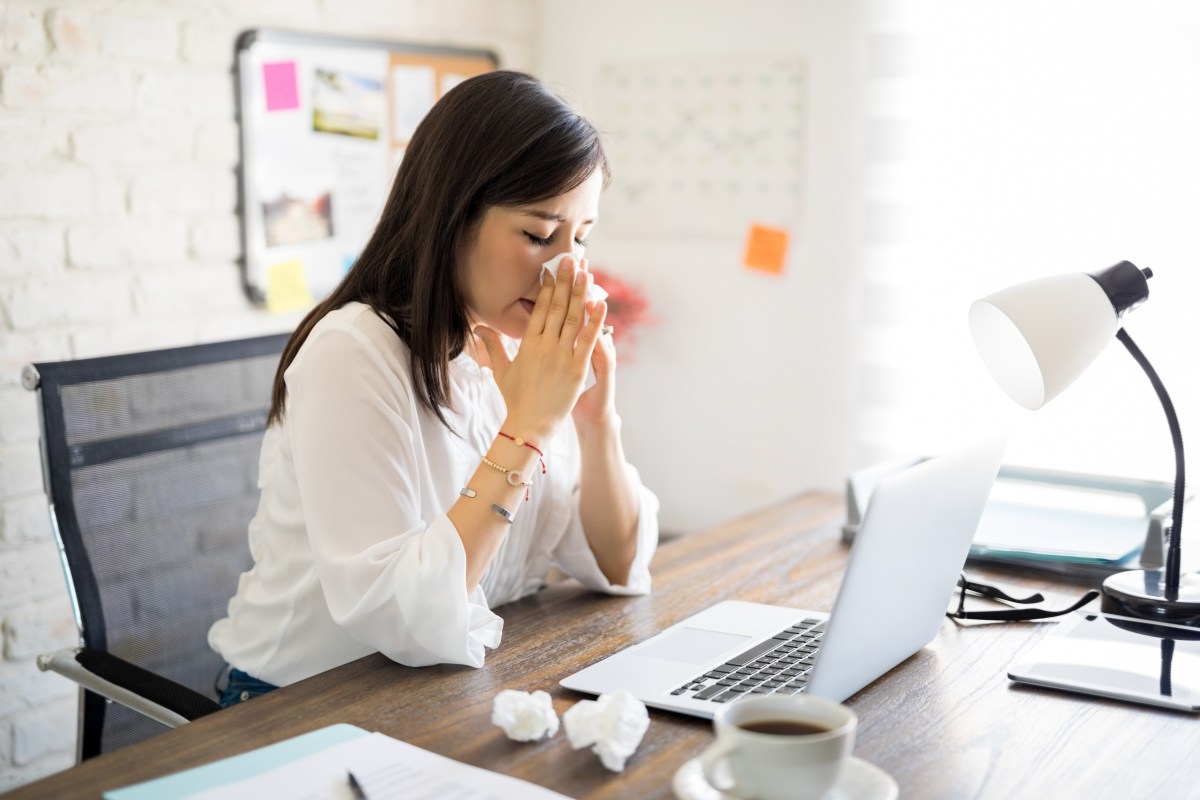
left=262, top=61, right=299, bottom=112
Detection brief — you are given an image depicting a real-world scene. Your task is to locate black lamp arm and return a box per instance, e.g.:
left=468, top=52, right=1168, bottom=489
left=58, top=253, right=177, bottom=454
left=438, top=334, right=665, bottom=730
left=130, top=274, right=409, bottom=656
left=1116, top=328, right=1187, bottom=593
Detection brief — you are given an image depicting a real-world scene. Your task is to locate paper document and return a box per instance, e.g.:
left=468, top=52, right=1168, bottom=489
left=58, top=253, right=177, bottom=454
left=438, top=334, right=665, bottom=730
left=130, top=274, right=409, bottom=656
left=185, top=731, right=571, bottom=800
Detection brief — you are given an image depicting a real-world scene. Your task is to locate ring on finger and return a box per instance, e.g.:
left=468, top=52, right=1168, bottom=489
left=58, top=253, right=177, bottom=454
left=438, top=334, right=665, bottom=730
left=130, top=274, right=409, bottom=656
left=601, top=324, right=614, bottom=336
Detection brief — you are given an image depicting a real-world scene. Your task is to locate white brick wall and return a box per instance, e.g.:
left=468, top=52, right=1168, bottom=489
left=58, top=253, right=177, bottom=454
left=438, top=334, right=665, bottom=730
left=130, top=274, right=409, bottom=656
left=0, top=0, right=537, bottom=789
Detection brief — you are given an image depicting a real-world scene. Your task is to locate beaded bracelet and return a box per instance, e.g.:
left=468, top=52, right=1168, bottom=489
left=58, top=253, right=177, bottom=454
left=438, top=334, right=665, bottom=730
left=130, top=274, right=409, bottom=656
left=480, top=456, right=532, bottom=488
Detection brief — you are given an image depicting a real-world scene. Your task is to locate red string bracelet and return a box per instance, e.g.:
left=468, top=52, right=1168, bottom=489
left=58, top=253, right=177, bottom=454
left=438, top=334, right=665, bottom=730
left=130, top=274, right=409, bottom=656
left=497, top=431, right=547, bottom=476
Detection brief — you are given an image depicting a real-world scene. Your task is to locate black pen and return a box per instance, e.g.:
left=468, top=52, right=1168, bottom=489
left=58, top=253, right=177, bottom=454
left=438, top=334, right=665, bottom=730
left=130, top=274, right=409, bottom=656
left=347, top=769, right=370, bottom=800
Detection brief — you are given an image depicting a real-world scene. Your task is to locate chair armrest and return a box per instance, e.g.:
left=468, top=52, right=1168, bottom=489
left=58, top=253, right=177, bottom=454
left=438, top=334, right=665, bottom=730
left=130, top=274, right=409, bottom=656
left=38, top=648, right=221, bottom=727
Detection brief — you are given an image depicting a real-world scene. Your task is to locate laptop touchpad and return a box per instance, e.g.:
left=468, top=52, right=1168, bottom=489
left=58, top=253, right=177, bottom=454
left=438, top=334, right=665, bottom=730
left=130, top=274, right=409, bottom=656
left=637, top=627, right=752, bottom=665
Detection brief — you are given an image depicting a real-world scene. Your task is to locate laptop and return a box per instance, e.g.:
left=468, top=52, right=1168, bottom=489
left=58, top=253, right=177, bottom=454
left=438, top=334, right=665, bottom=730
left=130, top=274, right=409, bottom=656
left=560, top=435, right=1006, bottom=718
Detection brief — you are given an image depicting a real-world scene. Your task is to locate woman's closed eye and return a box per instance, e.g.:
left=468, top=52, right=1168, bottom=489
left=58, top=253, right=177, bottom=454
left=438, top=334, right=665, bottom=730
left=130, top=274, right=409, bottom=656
left=523, top=231, right=589, bottom=248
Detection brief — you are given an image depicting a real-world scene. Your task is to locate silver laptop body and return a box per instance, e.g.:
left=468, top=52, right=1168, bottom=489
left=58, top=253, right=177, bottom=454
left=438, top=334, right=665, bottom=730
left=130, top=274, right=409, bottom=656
left=560, top=435, right=1006, bottom=718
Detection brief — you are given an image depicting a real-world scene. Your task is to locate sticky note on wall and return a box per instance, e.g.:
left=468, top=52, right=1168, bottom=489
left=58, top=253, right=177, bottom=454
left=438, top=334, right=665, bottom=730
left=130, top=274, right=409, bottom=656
left=266, top=259, right=313, bottom=314
left=742, top=223, right=790, bottom=275
left=263, top=61, right=300, bottom=112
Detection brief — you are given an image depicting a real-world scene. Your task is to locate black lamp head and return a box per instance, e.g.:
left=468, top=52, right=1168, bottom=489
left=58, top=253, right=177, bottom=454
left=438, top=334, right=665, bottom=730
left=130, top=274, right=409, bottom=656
left=1087, top=260, right=1152, bottom=318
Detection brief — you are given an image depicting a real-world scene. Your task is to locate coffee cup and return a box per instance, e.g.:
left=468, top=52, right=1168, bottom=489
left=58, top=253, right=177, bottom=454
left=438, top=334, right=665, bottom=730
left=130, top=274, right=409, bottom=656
left=699, top=694, right=856, bottom=800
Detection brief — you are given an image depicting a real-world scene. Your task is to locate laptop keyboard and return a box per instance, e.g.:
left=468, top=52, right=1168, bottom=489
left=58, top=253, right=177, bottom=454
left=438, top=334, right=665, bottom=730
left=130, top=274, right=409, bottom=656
left=670, top=618, right=826, bottom=703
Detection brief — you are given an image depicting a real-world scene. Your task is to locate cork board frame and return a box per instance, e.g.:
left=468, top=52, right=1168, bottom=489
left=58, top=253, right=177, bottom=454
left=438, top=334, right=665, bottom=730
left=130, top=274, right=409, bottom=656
left=234, top=29, right=497, bottom=308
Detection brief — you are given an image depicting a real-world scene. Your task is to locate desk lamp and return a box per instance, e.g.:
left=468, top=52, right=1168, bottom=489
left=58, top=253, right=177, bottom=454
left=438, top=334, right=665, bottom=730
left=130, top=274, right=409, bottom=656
left=968, top=261, right=1198, bottom=628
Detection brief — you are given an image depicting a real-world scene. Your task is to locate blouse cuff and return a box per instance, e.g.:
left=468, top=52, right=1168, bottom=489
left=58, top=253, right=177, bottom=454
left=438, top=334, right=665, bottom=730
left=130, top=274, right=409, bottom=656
left=365, top=516, right=503, bottom=668
left=555, top=464, right=660, bottom=596
left=467, top=584, right=505, bottom=651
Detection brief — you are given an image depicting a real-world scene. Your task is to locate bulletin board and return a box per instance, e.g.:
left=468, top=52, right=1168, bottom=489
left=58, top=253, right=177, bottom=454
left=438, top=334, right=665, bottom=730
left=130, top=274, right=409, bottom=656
left=235, top=29, right=497, bottom=310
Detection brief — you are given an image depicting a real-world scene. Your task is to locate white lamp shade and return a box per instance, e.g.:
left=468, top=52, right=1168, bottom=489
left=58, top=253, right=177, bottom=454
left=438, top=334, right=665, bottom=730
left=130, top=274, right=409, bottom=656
left=969, top=273, right=1119, bottom=410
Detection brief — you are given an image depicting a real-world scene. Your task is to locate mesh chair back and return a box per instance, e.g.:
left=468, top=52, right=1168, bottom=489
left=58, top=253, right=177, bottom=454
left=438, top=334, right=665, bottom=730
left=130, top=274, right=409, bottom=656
left=28, top=334, right=288, bottom=759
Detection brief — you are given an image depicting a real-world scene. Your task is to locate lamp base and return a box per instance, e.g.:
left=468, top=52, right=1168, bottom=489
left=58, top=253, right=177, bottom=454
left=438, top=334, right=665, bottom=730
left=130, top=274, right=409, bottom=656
left=1100, top=570, right=1200, bottom=631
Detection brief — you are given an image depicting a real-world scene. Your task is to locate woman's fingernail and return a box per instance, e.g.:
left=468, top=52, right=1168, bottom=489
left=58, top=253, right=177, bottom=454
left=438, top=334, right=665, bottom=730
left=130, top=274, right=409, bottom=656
left=574, top=270, right=584, bottom=286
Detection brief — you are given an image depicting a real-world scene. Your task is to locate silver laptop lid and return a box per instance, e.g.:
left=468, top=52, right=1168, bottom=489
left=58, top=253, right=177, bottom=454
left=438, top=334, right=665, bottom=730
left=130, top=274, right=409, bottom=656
left=807, top=434, right=1006, bottom=701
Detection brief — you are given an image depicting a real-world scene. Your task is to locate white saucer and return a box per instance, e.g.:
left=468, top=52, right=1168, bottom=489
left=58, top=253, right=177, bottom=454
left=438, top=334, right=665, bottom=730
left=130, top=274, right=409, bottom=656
left=672, top=755, right=898, bottom=800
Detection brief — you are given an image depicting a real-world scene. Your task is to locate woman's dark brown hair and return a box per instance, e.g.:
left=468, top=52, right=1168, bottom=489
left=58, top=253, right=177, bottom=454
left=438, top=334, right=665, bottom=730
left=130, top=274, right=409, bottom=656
left=267, top=70, right=610, bottom=429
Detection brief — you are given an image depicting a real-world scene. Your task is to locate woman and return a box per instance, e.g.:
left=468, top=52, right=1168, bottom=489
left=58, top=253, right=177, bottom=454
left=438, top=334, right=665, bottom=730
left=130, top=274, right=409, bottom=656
left=209, top=71, right=659, bottom=706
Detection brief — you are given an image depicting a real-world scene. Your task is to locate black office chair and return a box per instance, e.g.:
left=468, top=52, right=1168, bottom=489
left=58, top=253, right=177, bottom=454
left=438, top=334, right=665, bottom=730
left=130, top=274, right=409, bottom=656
left=21, top=333, right=289, bottom=760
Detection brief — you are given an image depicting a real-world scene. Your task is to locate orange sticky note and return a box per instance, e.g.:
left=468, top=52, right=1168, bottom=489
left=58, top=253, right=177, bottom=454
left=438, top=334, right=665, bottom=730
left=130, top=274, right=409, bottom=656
left=742, top=223, right=789, bottom=275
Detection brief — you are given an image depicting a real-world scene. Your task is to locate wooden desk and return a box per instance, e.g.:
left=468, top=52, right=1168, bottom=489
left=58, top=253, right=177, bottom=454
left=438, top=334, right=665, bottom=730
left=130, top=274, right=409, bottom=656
left=12, top=492, right=1198, bottom=799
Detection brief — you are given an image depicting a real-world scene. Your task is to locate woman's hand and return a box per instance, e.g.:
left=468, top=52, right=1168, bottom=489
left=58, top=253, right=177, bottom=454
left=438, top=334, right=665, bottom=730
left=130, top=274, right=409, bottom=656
left=474, top=256, right=606, bottom=443
left=572, top=287, right=616, bottom=430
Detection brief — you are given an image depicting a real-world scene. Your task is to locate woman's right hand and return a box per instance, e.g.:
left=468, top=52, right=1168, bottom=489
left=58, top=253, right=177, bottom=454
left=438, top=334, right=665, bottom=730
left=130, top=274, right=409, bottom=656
left=474, top=256, right=606, bottom=443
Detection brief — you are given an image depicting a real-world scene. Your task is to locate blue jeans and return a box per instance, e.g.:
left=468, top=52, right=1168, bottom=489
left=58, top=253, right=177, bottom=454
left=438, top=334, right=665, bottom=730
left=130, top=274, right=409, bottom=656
left=218, top=667, right=279, bottom=707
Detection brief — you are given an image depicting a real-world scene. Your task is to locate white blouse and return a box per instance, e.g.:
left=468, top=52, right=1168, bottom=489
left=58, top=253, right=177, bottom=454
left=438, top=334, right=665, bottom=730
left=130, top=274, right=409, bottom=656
left=209, top=302, right=659, bottom=687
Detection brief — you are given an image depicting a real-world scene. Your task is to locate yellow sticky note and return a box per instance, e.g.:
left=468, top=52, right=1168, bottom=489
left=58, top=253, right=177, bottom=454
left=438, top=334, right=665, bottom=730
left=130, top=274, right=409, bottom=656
left=742, top=223, right=790, bottom=275
left=266, top=259, right=313, bottom=314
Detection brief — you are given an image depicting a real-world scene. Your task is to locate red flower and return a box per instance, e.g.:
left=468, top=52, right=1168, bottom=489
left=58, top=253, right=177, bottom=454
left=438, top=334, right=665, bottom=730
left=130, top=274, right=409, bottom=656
left=588, top=266, right=654, bottom=356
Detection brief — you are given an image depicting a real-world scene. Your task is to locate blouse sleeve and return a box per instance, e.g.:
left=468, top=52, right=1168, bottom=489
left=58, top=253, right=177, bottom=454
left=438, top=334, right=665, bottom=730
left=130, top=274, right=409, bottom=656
left=551, top=463, right=660, bottom=595
left=285, top=325, right=502, bottom=668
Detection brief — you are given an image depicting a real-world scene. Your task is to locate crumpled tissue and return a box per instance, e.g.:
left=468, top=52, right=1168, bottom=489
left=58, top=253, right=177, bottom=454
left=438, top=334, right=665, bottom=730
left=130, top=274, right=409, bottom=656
left=491, top=689, right=560, bottom=742
left=562, top=689, right=650, bottom=772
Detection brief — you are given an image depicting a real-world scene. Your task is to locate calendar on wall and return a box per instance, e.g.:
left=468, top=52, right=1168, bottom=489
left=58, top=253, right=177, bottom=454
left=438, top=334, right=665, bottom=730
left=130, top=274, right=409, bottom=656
left=594, top=57, right=806, bottom=241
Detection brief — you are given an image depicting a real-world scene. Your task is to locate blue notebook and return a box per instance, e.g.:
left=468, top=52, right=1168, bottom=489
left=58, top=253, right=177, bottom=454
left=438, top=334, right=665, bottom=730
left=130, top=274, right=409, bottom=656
left=104, top=723, right=369, bottom=800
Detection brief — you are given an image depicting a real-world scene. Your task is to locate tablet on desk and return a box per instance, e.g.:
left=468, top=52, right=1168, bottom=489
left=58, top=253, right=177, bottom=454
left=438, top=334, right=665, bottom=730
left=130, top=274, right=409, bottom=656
left=1008, top=611, right=1200, bottom=711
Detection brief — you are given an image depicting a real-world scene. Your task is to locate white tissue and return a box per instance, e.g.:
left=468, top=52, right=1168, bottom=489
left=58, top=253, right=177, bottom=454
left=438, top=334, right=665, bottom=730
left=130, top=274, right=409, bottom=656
left=491, top=690, right=560, bottom=742
left=562, top=689, right=650, bottom=772
left=541, top=250, right=608, bottom=305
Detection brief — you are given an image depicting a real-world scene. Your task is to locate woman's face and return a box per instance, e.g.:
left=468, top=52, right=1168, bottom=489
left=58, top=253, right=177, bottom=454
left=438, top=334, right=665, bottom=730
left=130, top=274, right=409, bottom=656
left=460, top=168, right=603, bottom=339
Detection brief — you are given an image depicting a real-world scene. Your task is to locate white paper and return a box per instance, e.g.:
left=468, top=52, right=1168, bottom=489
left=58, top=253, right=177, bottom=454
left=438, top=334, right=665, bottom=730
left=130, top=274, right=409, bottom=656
left=185, top=732, right=571, bottom=800
left=391, top=64, right=437, bottom=140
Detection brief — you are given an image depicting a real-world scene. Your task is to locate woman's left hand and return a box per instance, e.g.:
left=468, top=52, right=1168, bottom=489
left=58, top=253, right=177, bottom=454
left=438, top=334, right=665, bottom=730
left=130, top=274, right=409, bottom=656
left=571, top=290, right=617, bottom=429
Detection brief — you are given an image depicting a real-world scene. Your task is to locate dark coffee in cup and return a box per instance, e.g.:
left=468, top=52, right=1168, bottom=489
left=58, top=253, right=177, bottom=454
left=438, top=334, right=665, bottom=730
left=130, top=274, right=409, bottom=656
left=739, top=719, right=831, bottom=736
left=702, top=695, right=857, bottom=800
